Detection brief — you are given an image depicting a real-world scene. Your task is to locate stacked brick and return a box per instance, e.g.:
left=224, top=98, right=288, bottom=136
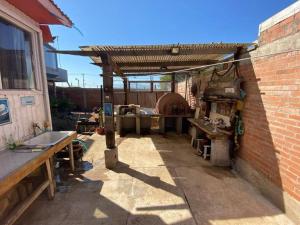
left=239, top=11, right=300, bottom=201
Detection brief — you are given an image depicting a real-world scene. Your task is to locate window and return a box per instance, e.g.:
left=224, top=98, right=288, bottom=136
left=0, top=18, right=35, bottom=89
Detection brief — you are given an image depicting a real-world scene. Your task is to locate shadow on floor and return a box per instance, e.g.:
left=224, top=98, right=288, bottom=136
left=15, top=133, right=291, bottom=225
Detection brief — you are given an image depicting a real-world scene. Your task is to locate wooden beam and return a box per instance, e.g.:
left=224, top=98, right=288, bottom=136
left=97, top=53, right=124, bottom=76
left=100, top=85, right=103, bottom=108
left=150, top=81, right=153, bottom=92
left=93, top=60, right=218, bottom=68
left=100, top=53, right=115, bottom=149
left=120, top=68, right=185, bottom=73
left=53, top=47, right=243, bottom=57
left=128, top=80, right=171, bottom=83
left=123, top=73, right=186, bottom=76
left=123, top=77, right=128, bottom=105
left=171, top=74, right=175, bottom=92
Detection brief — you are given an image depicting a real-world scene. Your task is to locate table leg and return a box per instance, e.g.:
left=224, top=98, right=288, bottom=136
left=45, top=159, right=55, bottom=200
left=136, top=116, right=141, bottom=135
left=116, top=117, right=121, bottom=135
left=49, top=156, right=56, bottom=192
left=68, top=143, right=75, bottom=171
left=176, top=117, right=183, bottom=134
left=159, top=117, right=165, bottom=134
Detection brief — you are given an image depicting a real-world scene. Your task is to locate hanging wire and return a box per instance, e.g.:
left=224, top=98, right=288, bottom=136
left=72, top=25, right=84, bottom=37
left=55, top=36, right=62, bottom=67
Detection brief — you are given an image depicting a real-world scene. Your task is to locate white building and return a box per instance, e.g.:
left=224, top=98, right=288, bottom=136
left=0, top=0, right=72, bottom=150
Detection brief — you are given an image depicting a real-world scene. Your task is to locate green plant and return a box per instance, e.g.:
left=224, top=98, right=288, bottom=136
left=160, top=75, right=172, bottom=91
left=50, top=98, right=74, bottom=112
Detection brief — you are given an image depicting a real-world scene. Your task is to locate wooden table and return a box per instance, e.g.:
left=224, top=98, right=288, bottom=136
left=187, top=118, right=232, bottom=167
left=0, top=131, right=77, bottom=225
left=187, top=118, right=232, bottom=138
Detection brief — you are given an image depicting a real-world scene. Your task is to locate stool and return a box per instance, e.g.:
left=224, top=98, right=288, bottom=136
left=203, top=145, right=211, bottom=159
left=192, top=138, right=207, bottom=156
left=191, top=137, right=200, bottom=148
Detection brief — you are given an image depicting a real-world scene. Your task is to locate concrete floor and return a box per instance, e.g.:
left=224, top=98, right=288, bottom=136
left=16, top=133, right=293, bottom=225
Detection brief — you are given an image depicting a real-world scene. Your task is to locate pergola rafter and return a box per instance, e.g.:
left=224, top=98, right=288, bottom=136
left=52, top=43, right=251, bottom=75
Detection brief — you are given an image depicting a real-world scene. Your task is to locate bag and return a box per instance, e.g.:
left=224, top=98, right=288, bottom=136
left=204, top=64, right=242, bottom=99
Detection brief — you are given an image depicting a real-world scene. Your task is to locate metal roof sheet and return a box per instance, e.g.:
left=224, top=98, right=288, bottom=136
left=52, top=43, right=252, bottom=75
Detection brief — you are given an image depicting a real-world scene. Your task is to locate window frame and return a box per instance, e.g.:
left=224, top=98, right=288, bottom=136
left=0, top=10, right=42, bottom=91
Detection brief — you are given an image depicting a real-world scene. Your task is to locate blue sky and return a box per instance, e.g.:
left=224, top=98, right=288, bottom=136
left=51, top=0, right=295, bottom=88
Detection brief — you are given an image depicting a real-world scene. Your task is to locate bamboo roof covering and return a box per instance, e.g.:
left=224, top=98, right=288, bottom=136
left=53, top=43, right=252, bottom=75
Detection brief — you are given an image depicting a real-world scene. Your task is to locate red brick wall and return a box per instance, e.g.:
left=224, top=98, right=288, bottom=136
left=175, top=11, right=300, bottom=202
left=259, top=13, right=300, bottom=45
left=175, top=76, right=196, bottom=108
left=239, top=12, right=300, bottom=201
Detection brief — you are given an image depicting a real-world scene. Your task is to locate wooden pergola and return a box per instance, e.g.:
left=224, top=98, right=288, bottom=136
left=54, top=43, right=251, bottom=168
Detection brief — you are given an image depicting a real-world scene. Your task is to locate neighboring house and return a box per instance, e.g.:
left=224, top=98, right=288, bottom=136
left=0, top=0, right=72, bottom=150
left=44, top=44, right=68, bottom=83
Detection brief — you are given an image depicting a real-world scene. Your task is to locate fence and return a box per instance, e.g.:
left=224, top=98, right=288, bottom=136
left=49, top=86, right=168, bottom=111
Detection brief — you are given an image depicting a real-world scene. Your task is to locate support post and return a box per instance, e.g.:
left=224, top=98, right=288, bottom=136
left=100, top=85, right=103, bottom=108
left=53, top=81, right=57, bottom=98
left=123, top=77, right=128, bottom=105
left=101, top=53, right=118, bottom=169
left=83, top=88, right=87, bottom=111
left=68, top=143, right=75, bottom=171
left=171, top=74, right=175, bottom=92
left=184, top=74, right=188, bottom=100
left=150, top=81, right=154, bottom=92
left=176, top=117, right=183, bottom=135
left=159, top=116, right=165, bottom=134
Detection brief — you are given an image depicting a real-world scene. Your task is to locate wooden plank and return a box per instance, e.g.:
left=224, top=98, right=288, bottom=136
left=123, top=78, right=128, bottom=105
left=0, top=92, right=46, bottom=150
left=128, top=93, right=138, bottom=105
left=101, top=53, right=115, bottom=149
left=113, top=93, right=125, bottom=105
left=95, top=60, right=218, bottom=68
left=45, top=159, right=55, bottom=199
left=171, top=74, right=175, bottom=92
left=138, top=92, right=157, bottom=108
left=120, top=68, right=182, bottom=73
left=2, top=180, right=49, bottom=225
left=127, top=80, right=171, bottom=83
left=187, top=118, right=230, bottom=137
left=74, top=45, right=246, bottom=56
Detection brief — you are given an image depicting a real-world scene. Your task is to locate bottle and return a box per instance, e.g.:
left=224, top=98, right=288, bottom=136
left=8, top=135, right=16, bottom=150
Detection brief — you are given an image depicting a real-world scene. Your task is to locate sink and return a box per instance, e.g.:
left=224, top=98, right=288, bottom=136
left=23, top=131, right=71, bottom=147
